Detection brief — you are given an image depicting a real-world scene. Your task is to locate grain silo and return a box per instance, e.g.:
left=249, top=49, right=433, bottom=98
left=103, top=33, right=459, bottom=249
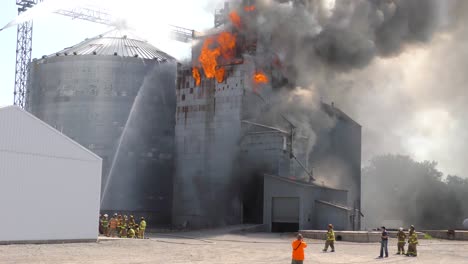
left=27, top=29, right=176, bottom=225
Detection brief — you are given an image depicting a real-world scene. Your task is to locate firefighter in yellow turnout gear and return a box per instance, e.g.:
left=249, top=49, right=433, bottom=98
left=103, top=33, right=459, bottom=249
left=127, top=226, right=136, bottom=238
left=397, top=227, right=407, bottom=255
left=323, top=224, right=335, bottom=252
left=101, top=214, right=109, bottom=236
left=119, top=215, right=128, bottom=238
left=406, top=225, right=418, bottom=257
left=139, top=217, right=147, bottom=239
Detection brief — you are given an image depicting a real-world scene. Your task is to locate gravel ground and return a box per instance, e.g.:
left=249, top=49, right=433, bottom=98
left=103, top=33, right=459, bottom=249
left=1, top=229, right=468, bottom=264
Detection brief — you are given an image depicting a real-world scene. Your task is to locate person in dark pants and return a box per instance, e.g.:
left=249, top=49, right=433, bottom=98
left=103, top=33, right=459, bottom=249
left=378, top=226, right=389, bottom=258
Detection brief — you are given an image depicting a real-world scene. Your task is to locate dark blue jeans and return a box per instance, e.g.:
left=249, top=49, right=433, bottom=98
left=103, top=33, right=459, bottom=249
left=380, top=240, right=388, bottom=257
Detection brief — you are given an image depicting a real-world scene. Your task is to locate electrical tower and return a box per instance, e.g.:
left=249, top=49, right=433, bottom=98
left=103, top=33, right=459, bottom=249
left=14, top=0, right=42, bottom=108
left=11, top=1, right=197, bottom=109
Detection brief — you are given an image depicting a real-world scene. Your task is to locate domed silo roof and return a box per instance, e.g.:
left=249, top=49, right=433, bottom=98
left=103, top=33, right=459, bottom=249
left=54, top=29, right=175, bottom=61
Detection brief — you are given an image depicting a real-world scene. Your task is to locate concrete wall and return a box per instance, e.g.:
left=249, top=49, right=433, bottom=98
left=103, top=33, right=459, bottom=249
left=0, top=107, right=102, bottom=243
left=263, top=175, right=349, bottom=231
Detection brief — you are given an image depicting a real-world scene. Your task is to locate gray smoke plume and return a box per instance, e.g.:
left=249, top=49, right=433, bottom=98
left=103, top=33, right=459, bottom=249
left=232, top=0, right=468, bottom=177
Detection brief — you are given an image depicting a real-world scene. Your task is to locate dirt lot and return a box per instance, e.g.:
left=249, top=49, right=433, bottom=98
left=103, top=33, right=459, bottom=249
left=1, top=228, right=468, bottom=264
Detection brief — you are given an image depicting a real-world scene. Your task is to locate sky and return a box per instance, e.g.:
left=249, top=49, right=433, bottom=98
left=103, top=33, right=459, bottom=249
left=0, top=0, right=218, bottom=107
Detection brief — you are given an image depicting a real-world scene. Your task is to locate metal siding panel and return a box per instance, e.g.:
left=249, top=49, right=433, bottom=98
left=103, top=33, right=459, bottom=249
left=272, top=197, right=299, bottom=223
left=0, top=146, right=101, bottom=242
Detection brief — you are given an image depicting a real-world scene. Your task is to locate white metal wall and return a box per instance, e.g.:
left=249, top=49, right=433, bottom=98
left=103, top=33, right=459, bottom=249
left=0, top=107, right=102, bottom=242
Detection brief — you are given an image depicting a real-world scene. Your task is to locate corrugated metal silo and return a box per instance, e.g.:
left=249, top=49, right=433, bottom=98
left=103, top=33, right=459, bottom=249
left=27, top=29, right=176, bottom=225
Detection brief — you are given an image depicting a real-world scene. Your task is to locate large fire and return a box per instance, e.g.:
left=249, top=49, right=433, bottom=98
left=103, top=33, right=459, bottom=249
left=217, top=32, right=236, bottom=60
left=215, top=67, right=226, bottom=83
left=193, top=4, right=264, bottom=86
left=198, top=37, right=221, bottom=79
left=197, top=31, right=237, bottom=83
left=192, top=67, right=201, bottom=86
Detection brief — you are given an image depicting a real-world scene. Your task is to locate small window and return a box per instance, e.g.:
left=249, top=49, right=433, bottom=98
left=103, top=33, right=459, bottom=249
left=190, top=88, right=193, bottom=94
left=182, top=94, right=186, bottom=101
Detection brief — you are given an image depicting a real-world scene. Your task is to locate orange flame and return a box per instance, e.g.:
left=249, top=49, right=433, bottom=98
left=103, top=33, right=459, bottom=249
left=199, top=37, right=221, bottom=79
left=229, top=11, right=241, bottom=29
left=215, top=67, right=225, bottom=83
left=244, top=5, right=256, bottom=12
left=192, top=67, right=201, bottom=86
left=198, top=31, right=237, bottom=83
left=217, top=32, right=236, bottom=60
left=253, top=71, right=269, bottom=84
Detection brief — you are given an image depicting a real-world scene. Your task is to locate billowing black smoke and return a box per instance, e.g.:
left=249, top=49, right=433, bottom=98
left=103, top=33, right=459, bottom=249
left=248, top=0, right=446, bottom=76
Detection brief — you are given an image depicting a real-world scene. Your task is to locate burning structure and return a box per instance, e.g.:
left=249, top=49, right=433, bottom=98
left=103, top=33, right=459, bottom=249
left=173, top=0, right=361, bottom=231
left=24, top=0, right=364, bottom=231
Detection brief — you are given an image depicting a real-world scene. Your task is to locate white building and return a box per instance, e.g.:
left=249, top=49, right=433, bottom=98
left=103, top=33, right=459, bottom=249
left=0, top=106, right=102, bottom=244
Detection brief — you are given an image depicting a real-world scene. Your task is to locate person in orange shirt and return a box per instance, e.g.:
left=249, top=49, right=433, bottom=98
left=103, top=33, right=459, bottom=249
left=291, top=233, right=307, bottom=264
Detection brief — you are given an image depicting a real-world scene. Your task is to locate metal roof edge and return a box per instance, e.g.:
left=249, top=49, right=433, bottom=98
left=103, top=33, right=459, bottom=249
left=263, top=173, right=347, bottom=192
left=315, top=200, right=352, bottom=211
left=0, top=106, right=102, bottom=162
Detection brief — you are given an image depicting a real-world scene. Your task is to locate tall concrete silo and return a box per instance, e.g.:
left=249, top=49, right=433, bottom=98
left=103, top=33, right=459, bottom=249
left=27, top=29, right=176, bottom=225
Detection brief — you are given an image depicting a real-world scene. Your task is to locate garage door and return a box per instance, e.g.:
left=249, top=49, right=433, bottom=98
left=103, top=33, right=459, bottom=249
left=272, top=197, right=299, bottom=223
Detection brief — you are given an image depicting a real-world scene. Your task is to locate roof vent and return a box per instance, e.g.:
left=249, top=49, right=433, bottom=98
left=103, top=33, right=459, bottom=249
left=42, top=55, right=47, bottom=59
left=123, top=35, right=127, bottom=39
left=56, top=53, right=60, bottom=56
left=93, top=51, right=97, bottom=55
left=73, top=52, right=77, bottom=55
left=134, top=54, right=138, bottom=57
left=114, top=52, right=118, bottom=56
left=64, top=52, right=68, bottom=56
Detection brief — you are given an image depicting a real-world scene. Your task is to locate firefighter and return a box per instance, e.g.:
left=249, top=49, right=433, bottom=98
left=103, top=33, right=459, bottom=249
left=139, top=217, right=147, bottom=239
left=397, top=227, right=407, bottom=255
left=123, top=215, right=128, bottom=228
left=101, top=214, right=109, bottom=236
left=135, top=224, right=140, bottom=239
left=119, top=215, right=128, bottom=238
left=128, top=215, right=136, bottom=228
left=127, top=226, right=136, bottom=238
left=323, top=224, right=335, bottom=252
left=108, top=214, right=118, bottom=237
left=98, top=214, right=103, bottom=234
left=119, top=225, right=127, bottom=238
left=116, top=214, right=123, bottom=234
left=406, top=225, right=418, bottom=257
